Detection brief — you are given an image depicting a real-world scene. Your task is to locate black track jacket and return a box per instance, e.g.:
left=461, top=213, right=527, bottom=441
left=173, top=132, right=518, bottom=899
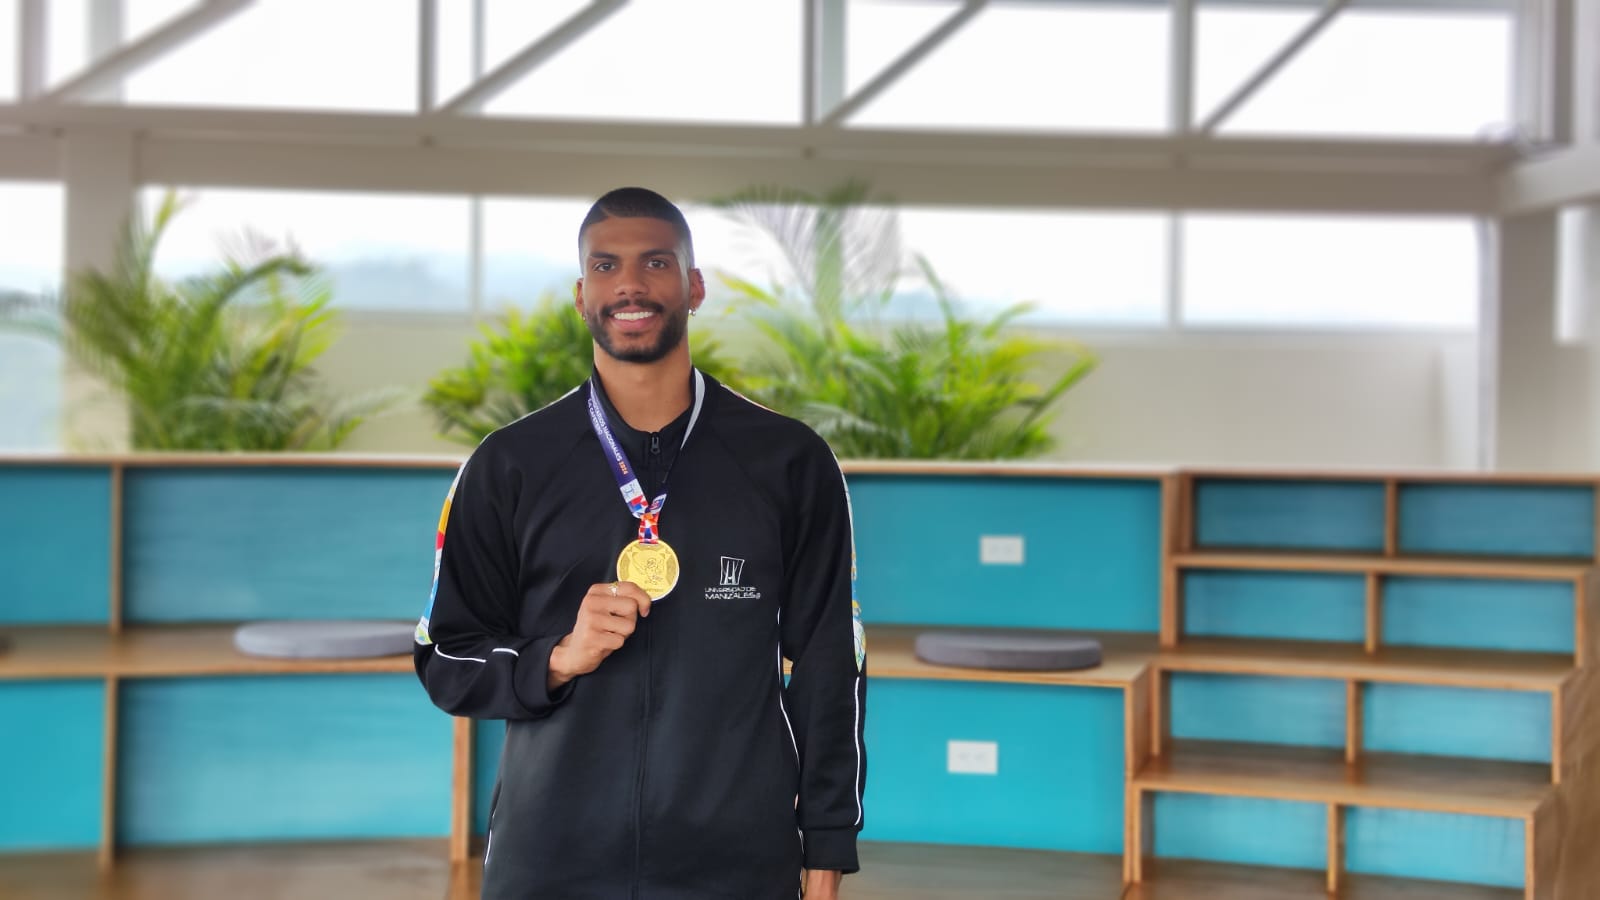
left=415, top=371, right=867, bottom=899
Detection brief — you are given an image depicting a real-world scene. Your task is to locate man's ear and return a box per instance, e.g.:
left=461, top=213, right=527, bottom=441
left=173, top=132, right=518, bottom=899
left=573, top=279, right=585, bottom=314
left=688, top=268, right=706, bottom=308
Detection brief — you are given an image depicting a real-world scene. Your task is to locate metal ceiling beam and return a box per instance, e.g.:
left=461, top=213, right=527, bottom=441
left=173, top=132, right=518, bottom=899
left=40, top=0, right=254, bottom=103
left=820, top=0, right=986, bottom=126
left=434, top=0, right=626, bottom=116
left=0, top=133, right=60, bottom=178
left=1498, top=144, right=1600, bottom=213
left=111, top=133, right=1497, bottom=214
left=0, top=102, right=1516, bottom=175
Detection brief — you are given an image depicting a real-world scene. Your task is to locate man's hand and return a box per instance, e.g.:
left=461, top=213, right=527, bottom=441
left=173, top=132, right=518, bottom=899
left=547, top=581, right=651, bottom=690
left=803, top=869, right=842, bottom=899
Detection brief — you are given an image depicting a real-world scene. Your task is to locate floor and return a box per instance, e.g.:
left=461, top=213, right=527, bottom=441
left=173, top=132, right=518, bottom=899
left=0, top=840, right=1522, bottom=900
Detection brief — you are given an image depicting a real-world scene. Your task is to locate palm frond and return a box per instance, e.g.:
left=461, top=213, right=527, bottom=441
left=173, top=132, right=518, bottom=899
left=714, top=184, right=1097, bottom=460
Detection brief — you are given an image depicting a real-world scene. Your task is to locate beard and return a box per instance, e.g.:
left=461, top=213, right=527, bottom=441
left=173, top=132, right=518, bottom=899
left=583, top=299, right=689, bottom=364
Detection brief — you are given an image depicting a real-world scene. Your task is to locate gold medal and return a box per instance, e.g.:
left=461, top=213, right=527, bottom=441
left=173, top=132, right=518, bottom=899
left=616, top=539, right=680, bottom=601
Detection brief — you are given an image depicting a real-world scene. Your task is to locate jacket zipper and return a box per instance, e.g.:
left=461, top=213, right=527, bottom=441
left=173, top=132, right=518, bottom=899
left=632, top=611, right=652, bottom=898
left=633, top=431, right=661, bottom=898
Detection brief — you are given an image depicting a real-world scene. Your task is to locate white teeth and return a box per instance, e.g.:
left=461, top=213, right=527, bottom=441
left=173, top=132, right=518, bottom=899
left=614, top=311, right=654, bottom=321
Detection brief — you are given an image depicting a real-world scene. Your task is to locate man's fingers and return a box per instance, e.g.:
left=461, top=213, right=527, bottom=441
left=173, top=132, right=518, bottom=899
left=614, top=580, right=652, bottom=616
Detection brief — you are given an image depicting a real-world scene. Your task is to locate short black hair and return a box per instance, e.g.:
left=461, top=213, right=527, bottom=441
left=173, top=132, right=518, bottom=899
left=579, top=187, right=695, bottom=267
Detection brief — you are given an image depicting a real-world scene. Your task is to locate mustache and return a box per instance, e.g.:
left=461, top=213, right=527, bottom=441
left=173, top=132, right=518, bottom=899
left=602, top=300, right=666, bottom=316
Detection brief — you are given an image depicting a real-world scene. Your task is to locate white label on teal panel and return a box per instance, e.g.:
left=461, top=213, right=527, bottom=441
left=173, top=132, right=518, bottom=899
left=979, top=535, right=1025, bottom=565
left=948, top=740, right=999, bottom=775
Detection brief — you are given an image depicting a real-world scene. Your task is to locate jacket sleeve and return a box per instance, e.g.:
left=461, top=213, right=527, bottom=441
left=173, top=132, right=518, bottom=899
left=780, top=439, right=867, bottom=873
left=413, top=438, right=574, bottom=720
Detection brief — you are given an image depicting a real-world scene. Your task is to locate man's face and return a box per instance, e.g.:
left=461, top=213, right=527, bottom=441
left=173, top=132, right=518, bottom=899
left=575, top=216, right=704, bottom=365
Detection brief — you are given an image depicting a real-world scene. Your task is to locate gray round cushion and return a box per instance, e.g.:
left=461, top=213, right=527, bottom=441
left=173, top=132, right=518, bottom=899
left=234, top=620, right=415, bottom=659
left=914, top=630, right=1103, bottom=671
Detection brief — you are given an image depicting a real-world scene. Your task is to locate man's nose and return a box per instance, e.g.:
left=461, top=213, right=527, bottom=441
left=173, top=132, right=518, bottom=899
left=612, top=262, right=648, bottom=296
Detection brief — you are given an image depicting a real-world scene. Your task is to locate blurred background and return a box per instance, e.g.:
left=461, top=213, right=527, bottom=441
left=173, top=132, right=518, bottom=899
left=0, top=0, right=1594, bottom=469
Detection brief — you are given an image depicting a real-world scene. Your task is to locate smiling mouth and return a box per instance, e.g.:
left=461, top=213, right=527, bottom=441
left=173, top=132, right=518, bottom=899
left=612, top=310, right=655, bottom=321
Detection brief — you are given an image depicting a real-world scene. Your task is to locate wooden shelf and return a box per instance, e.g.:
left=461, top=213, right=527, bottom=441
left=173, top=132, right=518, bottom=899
left=0, top=840, right=1524, bottom=900
left=2, top=623, right=1150, bottom=687
left=1134, top=740, right=1553, bottom=818
left=863, top=625, right=1156, bottom=689
left=1157, top=637, right=1573, bottom=691
left=0, top=625, right=414, bottom=680
left=8, top=624, right=1572, bottom=693
left=1180, top=466, right=1599, bottom=487
left=1175, top=550, right=1593, bottom=581
left=1127, top=858, right=1521, bottom=900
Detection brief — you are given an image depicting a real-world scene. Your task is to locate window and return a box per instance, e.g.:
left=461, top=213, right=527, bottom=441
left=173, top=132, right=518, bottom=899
left=1181, top=214, right=1480, bottom=329
left=1204, top=9, right=1512, bottom=138
left=124, top=0, right=416, bottom=110
left=0, top=182, right=65, bottom=450
left=481, top=198, right=590, bottom=310
left=145, top=188, right=471, bottom=312
left=895, top=208, right=1170, bottom=325
left=482, top=0, right=802, bottom=124
left=847, top=3, right=1169, bottom=132
left=845, top=0, right=959, bottom=96
left=45, top=0, right=89, bottom=88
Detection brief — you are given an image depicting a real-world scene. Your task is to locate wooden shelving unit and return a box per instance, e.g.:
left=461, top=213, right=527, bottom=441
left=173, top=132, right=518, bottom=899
left=1134, top=471, right=1600, bottom=899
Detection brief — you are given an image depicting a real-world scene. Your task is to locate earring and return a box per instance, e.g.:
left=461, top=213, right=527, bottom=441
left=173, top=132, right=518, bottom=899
left=689, top=308, right=698, bottom=317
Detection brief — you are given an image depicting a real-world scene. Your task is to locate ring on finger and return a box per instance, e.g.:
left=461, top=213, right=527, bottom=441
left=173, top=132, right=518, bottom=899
left=609, top=582, right=619, bottom=596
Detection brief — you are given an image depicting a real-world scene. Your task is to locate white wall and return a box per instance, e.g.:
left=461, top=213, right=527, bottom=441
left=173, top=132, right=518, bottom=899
left=1034, top=331, right=1477, bottom=468
left=318, top=315, right=1482, bottom=470
left=316, top=316, right=482, bottom=457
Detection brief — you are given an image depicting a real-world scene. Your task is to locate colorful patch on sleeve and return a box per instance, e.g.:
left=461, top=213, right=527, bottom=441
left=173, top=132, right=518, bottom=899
left=841, top=465, right=865, bottom=672
left=417, top=464, right=465, bottom=646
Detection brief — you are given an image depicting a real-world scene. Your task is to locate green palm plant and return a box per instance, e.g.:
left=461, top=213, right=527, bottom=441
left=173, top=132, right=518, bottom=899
left=713, top=183, right=1095, bottom=460
left=423, top=294, right=743, bottom=446
left=3, top=192, right=394, bottom=451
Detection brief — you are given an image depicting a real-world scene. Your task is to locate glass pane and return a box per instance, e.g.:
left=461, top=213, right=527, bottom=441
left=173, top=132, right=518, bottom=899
left=0, top=182, right=65, bottom=451
left=895, top=208, right=1168, bottom=324
left=483, top=0, right=801, bottom=124
left=144, top=188, right=471, bottom=312
left=47, top=0, right=89, bottom=87
left=848, top=4, right=1168, bottom=132
left=1182, top=214, right=1479, bottom=328
left=481, top=197, right=590, bottom=310
left=483, top=0, right=588, bottom=77
left=0, top=0, right=15, bottom=100
left=846, top=0, right=959, bottom=96
left=125, top=0, right=417, bottom=111
left=1195, top=5, right=1316, bottom=128
left=1218, top=11, right=1513, bottom=138
left=433, top=0, right=475, bottom=102
left=125, top=0, right=202, bottom=44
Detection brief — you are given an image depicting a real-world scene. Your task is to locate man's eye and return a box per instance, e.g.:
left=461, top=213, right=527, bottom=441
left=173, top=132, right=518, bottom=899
left=647, top=259, right=669, bottom=269
left=593, top=262, right=614, bottom=272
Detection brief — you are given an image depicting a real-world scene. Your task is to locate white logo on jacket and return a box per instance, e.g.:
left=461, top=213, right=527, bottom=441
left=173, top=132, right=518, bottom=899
left=706, top=555, right=761, bottom=600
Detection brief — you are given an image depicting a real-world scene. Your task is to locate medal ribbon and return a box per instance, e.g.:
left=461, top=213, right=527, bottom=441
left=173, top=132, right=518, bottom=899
left=586, top=369, right=705, bottom=544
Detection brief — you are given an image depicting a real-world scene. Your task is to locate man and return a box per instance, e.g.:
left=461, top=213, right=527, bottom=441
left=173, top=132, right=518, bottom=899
left=415, top=187, right=867, bottom=899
